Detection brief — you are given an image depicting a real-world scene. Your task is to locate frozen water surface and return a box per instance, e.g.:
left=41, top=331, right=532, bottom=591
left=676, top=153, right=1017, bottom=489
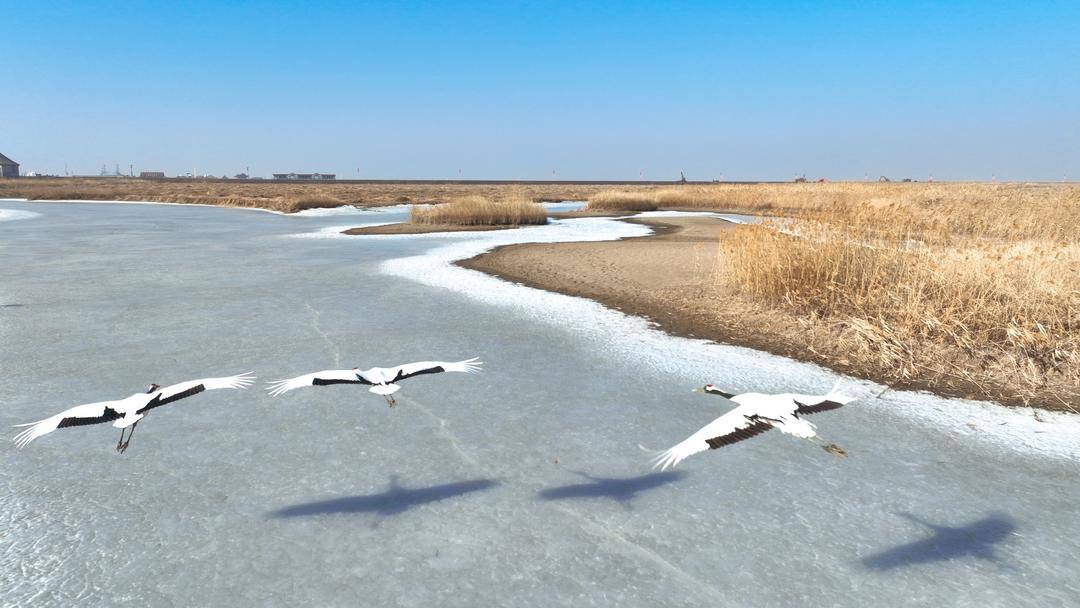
left=1, top=201, right=1078, bottom=607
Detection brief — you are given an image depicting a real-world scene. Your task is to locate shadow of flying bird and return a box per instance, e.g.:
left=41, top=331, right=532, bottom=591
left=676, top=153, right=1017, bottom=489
left=861, top=511, right=1019, bottom=571
left=270, top=475, right=499, bottom=518
left=538, top=470, right=685, bottom=505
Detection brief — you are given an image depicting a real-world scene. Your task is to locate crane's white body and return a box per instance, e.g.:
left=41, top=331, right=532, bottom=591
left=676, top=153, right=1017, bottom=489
left=99, top=393, right=156, bottom=428
left=267, top=358, right=482, bottom=402
left=652, top=384, right=853, bottom=470
left=726, top=393, right=821, bottom=437
left=13, top=373, right=254, bottom=449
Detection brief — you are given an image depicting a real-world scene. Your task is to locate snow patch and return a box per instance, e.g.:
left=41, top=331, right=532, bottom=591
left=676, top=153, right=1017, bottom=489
left=0, top=208, right=41, bottom=222
left=292, top=204, right=413, bottom=217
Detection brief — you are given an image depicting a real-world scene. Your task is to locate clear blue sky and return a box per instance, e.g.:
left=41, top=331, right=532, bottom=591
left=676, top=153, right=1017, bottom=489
left=4, top=1, right=1078, bottom=180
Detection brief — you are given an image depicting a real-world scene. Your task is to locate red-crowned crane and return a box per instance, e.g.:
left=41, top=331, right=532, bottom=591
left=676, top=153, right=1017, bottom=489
left=650, top=381, right=853, bottom=470
left=267, top=358, right=482, bottom=406
left=13, top=373, right=254, bottom=453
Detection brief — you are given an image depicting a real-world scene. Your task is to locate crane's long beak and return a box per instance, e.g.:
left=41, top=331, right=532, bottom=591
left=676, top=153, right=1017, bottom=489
left=692, top=387, right=704, bottom=393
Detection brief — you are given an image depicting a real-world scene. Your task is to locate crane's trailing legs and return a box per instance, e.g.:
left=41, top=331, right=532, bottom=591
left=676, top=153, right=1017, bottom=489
left=807, top=435, right=847, bottom=458
left=116, top=420, right=139, bottom=454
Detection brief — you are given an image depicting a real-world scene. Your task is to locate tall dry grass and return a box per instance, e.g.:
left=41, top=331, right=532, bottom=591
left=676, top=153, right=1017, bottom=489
left=410, top=195, right=548, bottom=226
left=716, top=193, right=1080, bottom=408
left=590, top=182, right=1080, bottom=228
left=587, top=190, right=659, bottom=212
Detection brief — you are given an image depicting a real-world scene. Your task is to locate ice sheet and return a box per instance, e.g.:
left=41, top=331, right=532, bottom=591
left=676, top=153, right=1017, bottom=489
left=0, top=197, right=283, bottom=214
left=0, top=200, right=1076, bottom=607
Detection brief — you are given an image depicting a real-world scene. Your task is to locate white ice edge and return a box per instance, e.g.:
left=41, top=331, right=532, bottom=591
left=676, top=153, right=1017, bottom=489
left=375, top=212, right=1080, bottom=461
left=291, top=200, right=584, bottom=218
left=291, top=203, right=415, bottom=217
left=287, top=222, right=400, bottom=238
left=290, top=222, right=563, bottom=241
left=635, top=210, right=726, bottom=218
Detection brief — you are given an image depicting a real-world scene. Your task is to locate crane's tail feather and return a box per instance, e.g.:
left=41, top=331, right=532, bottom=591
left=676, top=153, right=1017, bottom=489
left=640, top=444, right=683, bottom=471
left=212, top=372, right=256, bottom=390
left=651, top=449, right=682, bottom=472
left=265, top=380, right=294, bottom=397
left=445, top=357, right=483, bottom=374
left=369, top=384, right=400, bottom=396
left=825, top=378, right=856, bottom=404
left=12, top=419, right=52, bottom=449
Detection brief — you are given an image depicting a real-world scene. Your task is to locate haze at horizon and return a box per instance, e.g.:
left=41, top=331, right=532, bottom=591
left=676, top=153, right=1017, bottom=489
left=3, top=1, right=1077, bottom=181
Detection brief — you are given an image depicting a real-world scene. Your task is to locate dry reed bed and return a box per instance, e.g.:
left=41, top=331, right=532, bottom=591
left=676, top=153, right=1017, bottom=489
left=0, top=178, right=638, bottom=213
left=410, top=196, right=548, bottom=226
left=590, top=182, right=1077, bottom=221
left=588, top=190, right=659, bottom=212
left=711, top=187, right=1080, bottom=409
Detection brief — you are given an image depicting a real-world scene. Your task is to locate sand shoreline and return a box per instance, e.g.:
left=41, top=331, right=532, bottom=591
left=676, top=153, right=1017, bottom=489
left=460, top=216, right=1075, bottom=411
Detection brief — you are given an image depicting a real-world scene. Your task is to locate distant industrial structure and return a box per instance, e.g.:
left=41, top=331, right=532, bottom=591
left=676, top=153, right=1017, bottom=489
left=139, top=171, right=166, bottom=179
left=0, top=152, right=20, bottom=178
left=272, top=172, right=336, bottom=180
left=99, top=164, right=125, bottom=177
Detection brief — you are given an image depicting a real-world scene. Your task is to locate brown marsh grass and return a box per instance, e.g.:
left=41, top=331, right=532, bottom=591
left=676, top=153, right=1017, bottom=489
left=587, top=190, right=659, bottom=212
left=0, top=178, right=631, bottom=213
left=591, top=182, right=1079, bottom=227
left=713, top=187, right=1080, bottom=409
left=410, top=195, right=548, bottom=226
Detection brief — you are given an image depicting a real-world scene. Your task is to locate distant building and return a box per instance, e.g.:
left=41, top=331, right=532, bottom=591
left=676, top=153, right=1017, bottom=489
left=272, top=172, right=336, bottom=180
left=139, top=171, right=166, bottom=179
left=0, top=152, right=19, bottom=178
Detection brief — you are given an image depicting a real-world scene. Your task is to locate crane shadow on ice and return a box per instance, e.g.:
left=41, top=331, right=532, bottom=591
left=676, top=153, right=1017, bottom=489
left=269, top=475, right=499, bottom=518
left=538, top=470, right=686, bottom=507
left=861, top=511, right=1019, bottom=572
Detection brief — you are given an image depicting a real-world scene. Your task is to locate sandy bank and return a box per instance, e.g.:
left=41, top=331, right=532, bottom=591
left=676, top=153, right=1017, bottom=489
left=459, top=216, right=751, bottom=343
